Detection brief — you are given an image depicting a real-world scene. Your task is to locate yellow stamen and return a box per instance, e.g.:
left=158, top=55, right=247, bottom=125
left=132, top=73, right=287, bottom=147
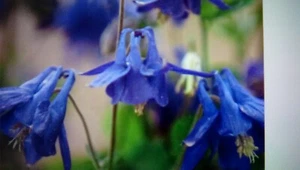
left=134, top=103, right=146, bottom=116
left=235, top=135, right=259, bottom=163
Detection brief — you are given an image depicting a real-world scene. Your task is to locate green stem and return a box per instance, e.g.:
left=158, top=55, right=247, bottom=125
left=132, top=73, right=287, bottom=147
left=68, top=94, right=101, bottom=170
left=108, top=0, right=125, bottom=169
left=200, top=18, right=209, bottom=71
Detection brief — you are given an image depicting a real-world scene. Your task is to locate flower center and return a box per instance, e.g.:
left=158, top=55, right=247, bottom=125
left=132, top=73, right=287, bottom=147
left=134, top=103, right=146, bottom=116
left=8, top=123, right=31, bottom=151
left=235, top=135, right=259, bottom=163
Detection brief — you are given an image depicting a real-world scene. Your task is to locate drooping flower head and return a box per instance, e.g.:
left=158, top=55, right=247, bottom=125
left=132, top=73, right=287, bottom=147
left=81, top=26, right=214, bottom=114
left=0, top=67, right=76, bottom=170
left=181, top=68, right=264, bottom=170
left=133, top=0, right=230, bottom=22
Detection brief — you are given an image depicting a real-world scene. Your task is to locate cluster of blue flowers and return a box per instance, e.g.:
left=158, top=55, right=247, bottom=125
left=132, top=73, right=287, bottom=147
left=0, top=67, right=75, bottom=170
left=134, top=0, right=230, bottom=22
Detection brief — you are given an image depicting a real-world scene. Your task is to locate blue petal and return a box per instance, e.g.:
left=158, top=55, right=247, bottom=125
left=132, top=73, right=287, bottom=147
left=108, top=70, right=153, bottom=105
left=181, top=138, right=209, bottom=170
left=214, top=73, right=252, bottom=136
left=59, top=125, right=71, bottom=170
left=14, top=67, right=63, bottom=125
left=88, top=64, right=130, bottom=87
left=24, top=136, right=42, bottom=165
left=127, top=32, right=142, bottom=69
left=164, top=63, right=214, bottom=78
left=209, top=0, right=230, bottom=10
left=20, top=66, right=56, bottom=93
left=48, top=70, right=75, bottom=132
left=186, top=0, right=200, bottom=14
left=218, top=136, right=250, bottom=170
left=221, top=69, right=264, bottom=125
left=32, top=101, right=51, bottom=136
left=0, top=87, right=32, bottom=115
left=148, top=72, right=168, bottom=106
left=79, top=61, right=114, bottom=75
left=140, top=27, right=163, bottom=76
left=106, top=78, right=126, bottom=104
left=115, top=28, right=133, bottom=64
left=184, top=80, right=218, bottom=146
left=136, top=1, right=159, bottom=12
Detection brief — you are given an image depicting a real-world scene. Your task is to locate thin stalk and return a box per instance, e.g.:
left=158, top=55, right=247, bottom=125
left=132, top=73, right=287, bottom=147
left=68, top=94, right=101, bottom=170
left=200, top=18, right=209, bottom=71
left=108, top=0, right=125, bottom=169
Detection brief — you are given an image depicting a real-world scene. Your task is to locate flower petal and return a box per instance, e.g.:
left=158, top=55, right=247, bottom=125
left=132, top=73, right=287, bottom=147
left=186, top=0, right=200, bottom=14
left=181, top=138, right=209, bottom=170
left=184, top=80, right=218, bottom=146
left=115, top=70, right=153, bottom=105
left=106, top=78, right=126, bottom=104
left=20, top=66, right=56, bottom=93
left=59, top=124, right=71, bottom=170
left=214, top=73, right=252, bottom=136
left=127, top=32, right=142, bottom=69
left=133, top=0, right=158, bottom=5
left=32, top=101, right=51, bottom=136
left=115, top=28, right=133, bottom=64
left=14, top=67, right=63, bottom=125
left=148, top=73, right=168, bottom=107
left=0, top=87, right=32, bottom=115
left=218, top=136, right=251, bottom=170
left=24, top=136, right=42, bottom=165
left=164, top=63, right=214, bottom=78
left=88, top=64, right=130, bottom=87
left=79, top=61, right=114, bottom=75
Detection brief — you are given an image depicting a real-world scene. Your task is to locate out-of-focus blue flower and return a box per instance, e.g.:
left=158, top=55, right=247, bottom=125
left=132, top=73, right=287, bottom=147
left=244, top=58, right=264, bottom=99
left=55, top=0, right=118, bottom=46
left=181, top=68, right=264, bottom=170
left=0, top=67, right=75, bottom=170
left=133, top=0, right=230, bottom=22
left=80, top=27, right=214, bottom=114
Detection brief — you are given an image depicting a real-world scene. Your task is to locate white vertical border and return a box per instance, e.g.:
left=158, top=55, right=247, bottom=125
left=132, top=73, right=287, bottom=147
left=264, top=0, right=300, bottom=169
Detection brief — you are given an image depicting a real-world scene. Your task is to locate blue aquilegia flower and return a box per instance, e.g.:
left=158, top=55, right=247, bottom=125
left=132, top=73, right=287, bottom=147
left=80, top=26, right=214, bottom=114
left=54, top=0, right=118, bottom=47
left=181, top=68, right=264, bottom=170
left=0, top=67, right=75, bottom=170
left=244, top=58, right=264, bottom=99
left=133, top=0, right=230, bottom=22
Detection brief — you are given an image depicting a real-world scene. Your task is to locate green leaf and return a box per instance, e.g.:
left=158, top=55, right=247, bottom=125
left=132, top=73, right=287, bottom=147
left=201, top=0, right=254, bottom=20
left=169, top=114, right=194, bottom=158
left=114, top=104, right=147, bottom=158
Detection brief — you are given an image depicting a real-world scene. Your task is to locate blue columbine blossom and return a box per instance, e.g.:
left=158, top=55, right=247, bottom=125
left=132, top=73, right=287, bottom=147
left=80, top=26, right=214, bottom=113
left=244, top=58, right=264, bottom=99
left=54, top=0, right=118, bottom=46
left=181, top=68, right=264, bottom=170
left=0, top=67, right=75, bottom=170
left=133, top=0, right=230, bottom=22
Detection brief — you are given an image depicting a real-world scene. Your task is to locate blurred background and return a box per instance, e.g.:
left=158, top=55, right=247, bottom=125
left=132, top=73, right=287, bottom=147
left=0, top=0, right=263, bottom=169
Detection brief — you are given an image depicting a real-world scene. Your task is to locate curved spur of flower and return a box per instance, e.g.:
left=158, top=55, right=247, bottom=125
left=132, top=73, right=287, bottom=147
left=180, top=80, right=218, bottom=170
left=23, top=69, right=75, bottom=169
left=0, top=67, right=56, bottom=115
left=13, top=67, right=63, bottom=126
left=221, top=68, right=264, bottom=127
left=183, top=80, right=219, bottom=147
left=214, top=72, right=252, bottom=137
